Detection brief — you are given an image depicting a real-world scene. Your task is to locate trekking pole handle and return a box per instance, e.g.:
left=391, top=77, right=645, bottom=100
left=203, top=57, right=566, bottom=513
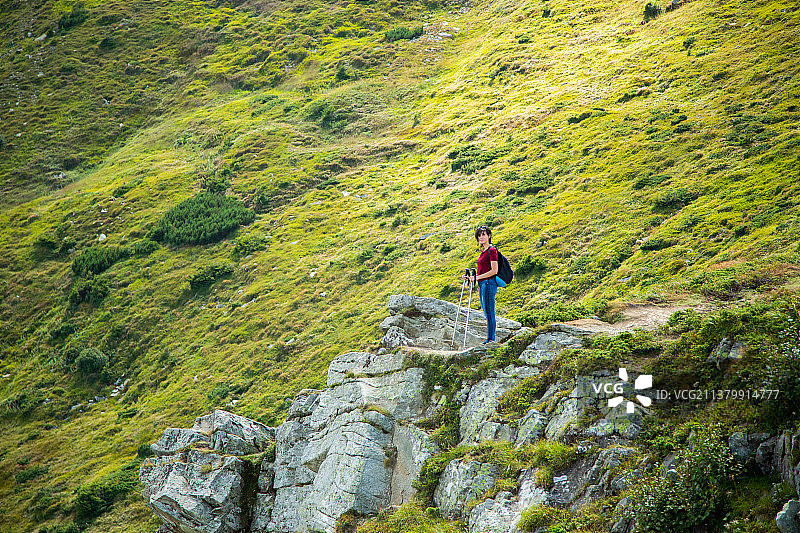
left=471, top=268, right=477, bottom=284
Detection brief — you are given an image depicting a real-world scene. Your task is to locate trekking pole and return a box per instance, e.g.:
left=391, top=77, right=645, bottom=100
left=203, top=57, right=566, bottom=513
left=451, top=269, right=469, bottom=348
left=463, top=269, right=477, bottom=349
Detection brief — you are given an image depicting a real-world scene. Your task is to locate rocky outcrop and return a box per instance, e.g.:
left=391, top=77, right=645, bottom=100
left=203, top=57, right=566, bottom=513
left=433, top=460, right=500, bottom=520
left=139, top=295, right=719, bottom=533
left=463, top=445, right=642, bottom=533
left=142, top=350, right=434, bottom=533
left=777, top=500, right=800, bottom=533
left=381, top=294, right=522, bottom=350
left=140, top=410, right=274, bottom=533
left=459, top=365, right=539, bottom=445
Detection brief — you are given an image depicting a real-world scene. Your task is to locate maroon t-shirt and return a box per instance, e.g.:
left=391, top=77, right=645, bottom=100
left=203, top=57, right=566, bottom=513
left=477, top=246, right=499, bottom=276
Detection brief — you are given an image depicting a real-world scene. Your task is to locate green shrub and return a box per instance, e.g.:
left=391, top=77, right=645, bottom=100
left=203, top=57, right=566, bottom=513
left=448, top=144, right=509, bottom=174
left=640, top=237, right=676, bottom=251
left=189, top=262, right=234, bottom=291
left=72, top=246, right=128, bottom=276
left=150, top=193, right=255, bottom=246
left=643, top=2, right=662, bottom=21
left=69, top=276, right=109, bottom=306
left=519, top=505, right=571, bottom=530
left=76, top=347, right=108, bottom=374
left=629, top=429, right=740, bottom=532
left=0, top=390, right=44, bottom=417
left=38, top=523, right=80, bottom=533
left=48, top=321, right=76, bottom=342
left=130, top=239, right=159, bottom=256
left=232, top=233, right=268, bottom=259
left=515, top=170, right=554, bottom=195
left=74, top=461, right=140, bottom=520
left=137, top=443, right=155, bottom=459
left=15, top=464, right=48, bottom=483
left=358, top=498, right=462, bottom=533
left=516, top=255, right=546, bottom=278
left=651, top=188, right=697, bottom=210
left=633, top=173, right=670, bottom=189
left=518, top=299, right=608, bottom=327
left=33, top=232, right=64, bottom=258
left=384, top=25, right=423, bottom=42
left=58, top=2, right=88, bottom=31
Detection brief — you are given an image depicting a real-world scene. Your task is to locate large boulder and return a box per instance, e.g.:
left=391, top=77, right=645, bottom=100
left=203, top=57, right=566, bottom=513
left=434, top=460, right=500, bottom=520
left=382, top=294, right=522, bottom=350
left=193, top=410, right=276, bottom=456
left=151, top=428, right=208, bottom=457
left=140, top=450, right=250, bottom=533
left=777, top=500, right=800, bottom=533
left=459, top=366, right=538, bottom=445
left=519, top=329, right=584, bottom=365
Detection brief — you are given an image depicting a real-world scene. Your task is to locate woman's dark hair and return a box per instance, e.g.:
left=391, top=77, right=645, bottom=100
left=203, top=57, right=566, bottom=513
left=474, top=225, right=492, bottom=242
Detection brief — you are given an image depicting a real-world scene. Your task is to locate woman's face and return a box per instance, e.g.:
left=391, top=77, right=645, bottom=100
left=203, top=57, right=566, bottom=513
left=477, top=231, right=491, bottom=246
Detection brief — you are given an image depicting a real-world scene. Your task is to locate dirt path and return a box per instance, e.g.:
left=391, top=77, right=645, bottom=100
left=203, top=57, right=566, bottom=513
left=562, top=302, right=715, bottom=334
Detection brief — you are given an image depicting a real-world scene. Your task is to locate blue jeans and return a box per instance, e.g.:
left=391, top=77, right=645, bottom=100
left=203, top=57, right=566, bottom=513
left=478, top=278, right=497, bottom=342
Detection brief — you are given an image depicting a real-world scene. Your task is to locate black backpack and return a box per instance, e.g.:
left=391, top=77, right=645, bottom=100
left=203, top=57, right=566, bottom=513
left=493, top=246, right=513, bottom=287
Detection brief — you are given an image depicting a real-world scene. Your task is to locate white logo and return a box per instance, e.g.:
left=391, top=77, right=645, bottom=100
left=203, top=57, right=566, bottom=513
left=608, top=368, right=652, bottom=413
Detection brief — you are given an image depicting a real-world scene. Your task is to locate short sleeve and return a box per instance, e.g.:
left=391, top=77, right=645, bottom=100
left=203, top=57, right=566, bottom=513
left=489, top=247, right=499, bottom=262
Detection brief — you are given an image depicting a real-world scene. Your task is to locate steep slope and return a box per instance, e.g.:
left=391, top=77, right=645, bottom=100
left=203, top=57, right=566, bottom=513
left=0, top=0, right=799, bottom=531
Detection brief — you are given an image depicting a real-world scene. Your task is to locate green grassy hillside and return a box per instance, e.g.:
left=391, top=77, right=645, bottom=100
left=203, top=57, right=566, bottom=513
left=1, top=0, right=799, bottom=530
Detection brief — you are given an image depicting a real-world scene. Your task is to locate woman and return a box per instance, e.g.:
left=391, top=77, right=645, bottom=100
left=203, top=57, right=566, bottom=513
left=466, top=225, right=499, bottom=344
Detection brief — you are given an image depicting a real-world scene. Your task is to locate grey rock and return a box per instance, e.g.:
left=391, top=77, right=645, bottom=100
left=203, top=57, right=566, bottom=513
left=192, top=410, right=275, bottom=456
left=434, top=460, right=500, bottom=520
left=729, top=432, right=751, bottom=464
left=459, top=376, right=518, bottom=445
left=151, top=428, right=208, bottom=456
left=515, top=409, right=548, bottom=447
left=518, top=468, right=549, bottom=508
left=468, top=491, right=520, bottom=533
left=707, top=337, right=746, bottom=367
left=777, top=500, right=800, bottom=533
left=380, top=326, right=413, bottom=350
left=520, top=331, right=583, bottom=365
left=327, top=351, right=406, bottom=386
left=250, top=492, right=275, bottom=533
left=390, top=424, right=439, bottom=505
left=383, top=294, right=521, bottom=350
left=140, top=450, right=247, bottom=533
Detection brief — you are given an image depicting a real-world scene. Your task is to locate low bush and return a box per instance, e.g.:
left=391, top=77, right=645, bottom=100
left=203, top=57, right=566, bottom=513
left=384, top=25, right=423, bottom=42
left=15, top=464, right=48, bottom=483
left=640, top=237, right=676, bottom=251
left=150, top=193, right=255, bottom=246
left=58, top=2, right=88, bottom=31
left=130, top=239, right=159, bottom=256
left=643, top=2, right=662, bottom=21
left=48, top=321, right=76, bottom=342
left=358, top=498, right=462, bottom=533
left=628, top=429, right=739, bottom=532
left=188, top=262, right=234, bottom=291
left=515, top=170, right=554, bottom=195
left=74, top=461, right=140, bottom=520
left=651, top=188, right=697, bottom=210
left=38, top=523, right=80, bottom=533
left=76, top=347, right=108, bottom=375
left=69, top=276, right=109, bottom=306
left=72, top=246, right=128, bottom=276
left=232, top=233, right=268, bottom=260
left=516, top=255, right=546, bottom=278
left=518, top=299, right=608, bottom=327
left=448, top=144, right=509, bottom=174
left=633, top=173, right=670, bottom=189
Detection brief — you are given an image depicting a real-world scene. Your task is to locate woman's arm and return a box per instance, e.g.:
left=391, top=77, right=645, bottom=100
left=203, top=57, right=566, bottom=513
left=476, top=261, right=498, bottom=281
